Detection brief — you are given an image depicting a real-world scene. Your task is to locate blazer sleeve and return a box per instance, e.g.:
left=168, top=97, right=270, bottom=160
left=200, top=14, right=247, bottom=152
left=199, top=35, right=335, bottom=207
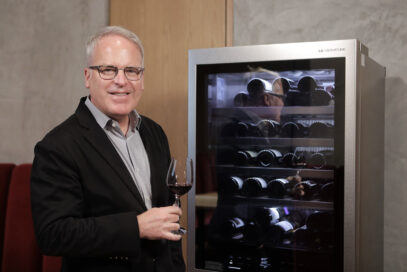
left=30, top=137, right=143, bottom=258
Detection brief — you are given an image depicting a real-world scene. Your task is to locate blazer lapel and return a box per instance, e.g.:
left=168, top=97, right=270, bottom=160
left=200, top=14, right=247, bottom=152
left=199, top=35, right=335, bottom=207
left=75, top=98, right=147, bottom=210
left=138, top=121, right=159, bottom=207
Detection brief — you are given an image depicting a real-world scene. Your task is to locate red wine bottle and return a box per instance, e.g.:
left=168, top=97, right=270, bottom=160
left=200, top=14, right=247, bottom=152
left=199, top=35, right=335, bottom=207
left=272, top=77, right=293, bottom=95
left=308, top=120, right=334, bottom=138
left=267, top=178, right=296, bottom=198
left=220, top=176, right=244, bottom=196
left=265, top=210, right=309, bottom=246
left=306, top=211, right=334, bottom=233
left=306, top=211, right=335, bottom=250
left=235, top=121, right=249, bottom=137
left=297, top=76, right=319, bottom=93
left=256, top=206, right=289, bottom=227
left=247, top=78, right=272, bottom=97
left=280, top=121, right=308, bottom=138
left=257, top=149, right=282, bottom=167
left=293, top=180, right=320, bottom=200
left=233, top=150, right=258, bottom=166
left=308, top=150, right=334, bottom=169
left=222, top=217, right=245, bottom=241
left=242, top=177, right=267, bottom=197
left=233, top=92, right=248, bottom=106
left=291, top=225, right=312, bottom=247
left=311, top=89, right=334, bottom=106
left=320, top=181, right=334, bottom=201
left=256, top=119, right=280, bottom=138
left=281, top=152, right=307, bottom=168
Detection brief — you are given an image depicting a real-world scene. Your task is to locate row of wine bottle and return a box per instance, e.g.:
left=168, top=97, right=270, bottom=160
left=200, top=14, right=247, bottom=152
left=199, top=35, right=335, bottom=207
left=222, top=119, right=334, bottom=138
left=212, top=208, right=334, bottom=249
left=233, top=148, right=334, bottom=169
left=233, top=77, right=335, bottom=107
left=219, top=175, right=334, bottom=201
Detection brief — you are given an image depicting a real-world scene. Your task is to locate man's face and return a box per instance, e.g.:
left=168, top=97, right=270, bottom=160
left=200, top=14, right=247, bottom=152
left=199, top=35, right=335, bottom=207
left=84, top=34, right=144, bottom=121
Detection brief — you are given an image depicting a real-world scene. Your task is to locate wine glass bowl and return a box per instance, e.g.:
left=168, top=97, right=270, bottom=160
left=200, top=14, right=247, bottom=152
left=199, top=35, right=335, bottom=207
left=166, top=157, right=194, bottom=235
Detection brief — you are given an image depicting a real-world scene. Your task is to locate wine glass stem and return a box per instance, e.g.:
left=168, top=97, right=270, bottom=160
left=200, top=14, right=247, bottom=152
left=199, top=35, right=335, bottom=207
left=174, top=195, right=181, bottom=207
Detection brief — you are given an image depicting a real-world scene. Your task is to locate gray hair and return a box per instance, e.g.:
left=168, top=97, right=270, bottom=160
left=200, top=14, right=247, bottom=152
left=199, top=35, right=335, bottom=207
left=86, top=26, right=144, bottom=66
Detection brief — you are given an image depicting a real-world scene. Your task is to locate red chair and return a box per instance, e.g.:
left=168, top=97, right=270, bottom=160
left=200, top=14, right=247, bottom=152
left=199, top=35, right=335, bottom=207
left=42, top=255, right=62, bottom=272
left=1, top=164, right=42, bottom=272
left=1, top=164, right=62, bottom=272
left=0, top=163, right=15, bottom=270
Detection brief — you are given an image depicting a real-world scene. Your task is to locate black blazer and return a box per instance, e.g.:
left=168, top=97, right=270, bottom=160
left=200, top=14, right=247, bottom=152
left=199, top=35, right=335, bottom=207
left=31, top=97, right=185, bottom=272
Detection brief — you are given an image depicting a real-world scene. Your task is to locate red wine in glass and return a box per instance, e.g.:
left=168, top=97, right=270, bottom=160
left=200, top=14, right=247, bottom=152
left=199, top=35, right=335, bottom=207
left=166, top=157, right=194, bottom=235
left=168, top=184, right=192, bottom=196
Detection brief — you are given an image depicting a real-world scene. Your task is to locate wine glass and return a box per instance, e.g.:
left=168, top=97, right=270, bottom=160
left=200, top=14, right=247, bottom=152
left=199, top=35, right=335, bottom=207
left=166, top=157, right=194, bottom=235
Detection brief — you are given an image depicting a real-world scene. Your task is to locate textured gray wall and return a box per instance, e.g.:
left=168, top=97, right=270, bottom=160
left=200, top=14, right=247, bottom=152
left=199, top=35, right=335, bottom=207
left=234, top=0, right=407, bottom=271
left=0, top=0, right=109, bottom=164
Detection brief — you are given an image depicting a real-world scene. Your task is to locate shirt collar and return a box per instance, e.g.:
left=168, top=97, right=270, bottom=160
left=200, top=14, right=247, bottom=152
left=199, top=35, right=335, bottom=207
left=84, top=96, right=142, bottom=131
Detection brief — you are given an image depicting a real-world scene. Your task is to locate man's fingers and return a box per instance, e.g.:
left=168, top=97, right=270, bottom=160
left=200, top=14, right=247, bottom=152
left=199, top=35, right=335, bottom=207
left=164, top=205, right=182, bottom=216
left=164, top=223, right=182, bottom=241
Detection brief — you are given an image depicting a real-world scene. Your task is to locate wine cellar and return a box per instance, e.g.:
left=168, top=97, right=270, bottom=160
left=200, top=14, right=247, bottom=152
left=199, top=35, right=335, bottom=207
left=188, top=40, right=385, bottom=272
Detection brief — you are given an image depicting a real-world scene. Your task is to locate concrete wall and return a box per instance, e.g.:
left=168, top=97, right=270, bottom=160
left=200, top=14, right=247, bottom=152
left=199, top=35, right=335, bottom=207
left=234, top=0, right=407, bottom=271
left=0, top=0, right=109, bottom=164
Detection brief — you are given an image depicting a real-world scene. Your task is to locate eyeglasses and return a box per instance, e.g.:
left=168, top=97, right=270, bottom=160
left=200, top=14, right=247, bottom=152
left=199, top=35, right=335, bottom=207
left=88, top=65, right=144, bottom=81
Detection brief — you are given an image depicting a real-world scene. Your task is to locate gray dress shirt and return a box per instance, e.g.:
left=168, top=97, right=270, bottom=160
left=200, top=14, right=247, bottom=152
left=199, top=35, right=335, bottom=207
left=85, top=97, right=152, bottom=209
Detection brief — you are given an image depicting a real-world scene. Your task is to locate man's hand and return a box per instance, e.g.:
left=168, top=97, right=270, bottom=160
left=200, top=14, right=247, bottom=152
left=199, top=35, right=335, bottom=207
left=137, top=206, right=182, bottom=241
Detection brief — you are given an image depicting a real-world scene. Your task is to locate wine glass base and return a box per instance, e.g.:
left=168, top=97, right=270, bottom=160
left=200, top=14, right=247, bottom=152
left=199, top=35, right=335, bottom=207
left=172, top=227, right=187, bottom=235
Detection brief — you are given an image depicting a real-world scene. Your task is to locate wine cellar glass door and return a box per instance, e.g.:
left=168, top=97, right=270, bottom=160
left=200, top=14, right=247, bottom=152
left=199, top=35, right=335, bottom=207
left=193, top=58, right=345, bottom=272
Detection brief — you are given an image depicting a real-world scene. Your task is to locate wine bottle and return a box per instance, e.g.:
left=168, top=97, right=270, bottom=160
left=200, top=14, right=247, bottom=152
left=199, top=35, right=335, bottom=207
left=281, top=152, right=296, bottom=167
left=267, top=178, right=296, bottom=198
left=306, top=211, right=334, bottom=233
left=281, top=152, right=306, bottom=168
left=234, top=92, right=248, bottom=106
left=297, top=76, right=319, bottom=93
left=308, top=120, right=334, bottom=138
left=242, top=177, right=267, bottom=197
left=306, top=211, right=335, bottom=250
left=256, top=119, right=280, bottom=138
left=291, top=225, right=312, bottom=247
left=272, top=77, right=293, bottom=95
left=221, top=217, right=245, bottom=241
left=243, top=220, right=262, bottom=247
left=311, top=89, right=334, bottom=106
left=280, top=121, right=308, bottom=138
left=284, top=89, right=312, bottom=106
left=256, top=206, right=289, bottom=227
left=294, top=149, right=312, bottom=168
left=320, top=181, right=334, bottom=201
left=257, top=149, right=282, bottom=167
left=247, top=78, right=272, bottom=97
left=308, top=149, right=334, bottom=169
left=293, top=180, right=320, bottom=200
left=220, top=176, right=244, bottom=196
left=265, top=209, right=308, bottom=246
left=233, top=150, right=258, bottom=166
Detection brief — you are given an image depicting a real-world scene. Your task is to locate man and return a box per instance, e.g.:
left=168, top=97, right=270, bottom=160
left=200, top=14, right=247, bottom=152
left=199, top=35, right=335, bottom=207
left=30, top=26, right=185, bottom=272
